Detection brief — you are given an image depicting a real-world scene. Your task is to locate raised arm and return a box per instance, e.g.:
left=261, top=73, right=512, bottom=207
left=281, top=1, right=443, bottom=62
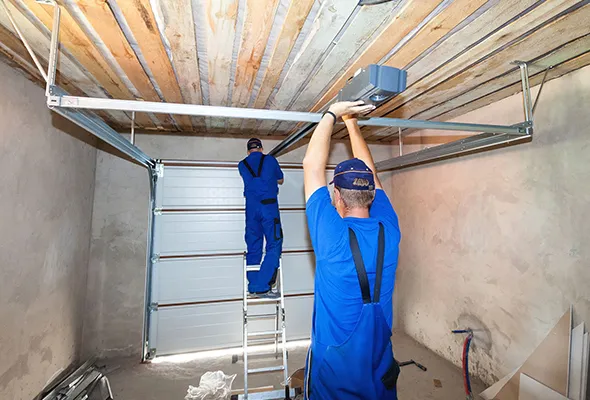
left=303, top=101, right=375, bottom=200
left=343, top=115, right=383, bottom=190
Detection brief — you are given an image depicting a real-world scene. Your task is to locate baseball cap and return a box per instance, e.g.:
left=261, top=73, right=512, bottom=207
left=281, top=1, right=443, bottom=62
left=330, top=158, right=375, bottom=190
left=247, top=138, right=263, bottom=150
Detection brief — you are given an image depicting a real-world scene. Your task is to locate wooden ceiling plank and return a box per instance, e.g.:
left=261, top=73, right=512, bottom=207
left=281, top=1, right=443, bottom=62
left=255, top=0, right=359, bottom=134
left=19, top=1, right=133, bottom=99
left=157, top=0, right=206, bottom=129
left=369, top=0, right=581, bottom=119
left=202, top=0, right=239, bottom=107
left=381, top=5, right=590, bottom=122
left=251, top=0, right=315, bottom=110
left=371, top=50, right=590, bottom=141
left=226, top=0, right=280, bottom=134
left=406, top=34, right=590, bottom=123
left=309, top=0, right=443, bottom=113
left=115, top=0, right=193, bottom=130
left=239, top=0, right=315, bottom=134
left=75, top=0, right=168, bottom=128
left=0, top=2, right=129, bottom=125
left=382, top=0, right=489, bottom=70
left=367, top=34, right=590, bottom=141
left=231, top=0, right=280, bottom=108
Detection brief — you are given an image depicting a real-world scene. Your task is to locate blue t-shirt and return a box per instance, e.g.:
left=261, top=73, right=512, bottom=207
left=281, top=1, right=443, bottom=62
left=306, top=187, right=401, bottom=365
left=238, top=152, right=284, bottom=200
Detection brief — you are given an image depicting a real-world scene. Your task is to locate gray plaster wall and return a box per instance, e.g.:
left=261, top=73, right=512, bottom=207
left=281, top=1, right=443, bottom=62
left=391, top=65, right=590, bottom=385
left=0, top=61, right=97, bottom=399
left=83, top=136, right=393, bottom=358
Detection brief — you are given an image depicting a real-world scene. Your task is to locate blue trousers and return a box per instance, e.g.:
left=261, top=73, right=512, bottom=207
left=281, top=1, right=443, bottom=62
left=245, top=198, right=283, bottom=293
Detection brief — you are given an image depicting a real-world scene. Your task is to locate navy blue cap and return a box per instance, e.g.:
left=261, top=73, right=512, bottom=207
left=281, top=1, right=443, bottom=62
left=330, top=158, right=375, bottom=190
left=247, top=138, right=263, bottom=150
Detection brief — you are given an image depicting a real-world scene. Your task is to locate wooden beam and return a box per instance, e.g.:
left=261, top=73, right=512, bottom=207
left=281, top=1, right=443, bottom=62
left=0, top=2, right=130, bottom=125
left=256, top=0, right=359, bottom=134
left=157, top=0, right=206, bottom=129
left=251, top=0, right=315, bottom=109
left=309, top=0, right=443, bottom=113
left=115, top=0, right=193, bottom=130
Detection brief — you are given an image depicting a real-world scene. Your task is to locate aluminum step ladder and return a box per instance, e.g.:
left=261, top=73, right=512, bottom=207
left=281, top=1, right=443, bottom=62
left=241, top=255, right=291, bottom=400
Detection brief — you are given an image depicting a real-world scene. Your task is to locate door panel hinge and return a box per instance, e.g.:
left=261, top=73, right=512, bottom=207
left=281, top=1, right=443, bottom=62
left=154, top=208, right=162, bottom=215
left=155, top=163, right=164, bottom=178
left=151, top=254, right=160, bottom=263
left=150, top=302, right=159, bottom=312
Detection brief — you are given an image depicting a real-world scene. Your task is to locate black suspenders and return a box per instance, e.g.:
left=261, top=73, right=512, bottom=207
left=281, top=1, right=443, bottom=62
left=242, top=154, right=267, bottom=178
left=348, top=223, right=385, bottom=304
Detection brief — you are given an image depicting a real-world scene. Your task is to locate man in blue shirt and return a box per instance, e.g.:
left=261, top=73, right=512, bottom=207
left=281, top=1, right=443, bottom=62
left=302, top=102, right=401, bottom=399
left=238, top=138, right=285, bottom=294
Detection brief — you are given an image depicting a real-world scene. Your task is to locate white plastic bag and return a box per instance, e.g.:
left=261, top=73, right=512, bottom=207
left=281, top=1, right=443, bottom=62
left=184, top=371, right=237, bottom=400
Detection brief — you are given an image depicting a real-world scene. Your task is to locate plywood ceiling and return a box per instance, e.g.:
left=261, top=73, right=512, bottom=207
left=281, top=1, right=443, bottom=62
left=0, top=0, right=589, bottom=144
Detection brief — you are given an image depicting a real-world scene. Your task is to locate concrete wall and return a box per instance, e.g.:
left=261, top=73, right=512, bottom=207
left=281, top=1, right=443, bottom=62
left=0, top=61, right=97, bottom=399
left=83, top=135, right=394, bottom=358
left=391, top=65, right=590, bottom=384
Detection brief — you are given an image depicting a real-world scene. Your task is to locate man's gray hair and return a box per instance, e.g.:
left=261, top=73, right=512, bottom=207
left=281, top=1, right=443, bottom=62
left=336, top=186, right=376, bottom=209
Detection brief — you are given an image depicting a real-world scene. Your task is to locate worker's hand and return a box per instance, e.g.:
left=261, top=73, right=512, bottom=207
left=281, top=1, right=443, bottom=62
left=328, top=101, right=375, bottom=119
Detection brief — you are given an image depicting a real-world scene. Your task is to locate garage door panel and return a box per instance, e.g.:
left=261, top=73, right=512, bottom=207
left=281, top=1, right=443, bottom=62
left=154, top=210, right=311, bottom=256
left=155, top=296, right=313, bottom=355
left=155, top=252, right=315, bottom=304
left=156, top=166, right=332, bottom=209
left=159, top=167, right=245, bottom=209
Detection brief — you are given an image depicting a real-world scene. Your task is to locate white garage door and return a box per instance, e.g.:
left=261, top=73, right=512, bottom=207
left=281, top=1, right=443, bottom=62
left=146, top=160, right=327, bottom=357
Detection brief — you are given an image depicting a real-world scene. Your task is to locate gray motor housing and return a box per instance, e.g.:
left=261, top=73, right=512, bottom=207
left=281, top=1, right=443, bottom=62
left=336, top=64, right=407, bottom=106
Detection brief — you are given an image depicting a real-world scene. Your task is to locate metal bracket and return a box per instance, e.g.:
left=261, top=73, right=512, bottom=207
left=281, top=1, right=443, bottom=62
left=145, top=348, right=157, bottom=361
left=151, top=254, right=160, bottom=263
left=153, top=208, right=162, bottom=215
left=149, top=302, right=159, bottom=312
left=155, top=163, right=164, bottom=178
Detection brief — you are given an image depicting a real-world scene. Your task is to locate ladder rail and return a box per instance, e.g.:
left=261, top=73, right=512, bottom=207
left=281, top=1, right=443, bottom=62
left=243, top=254, right=249, bottom=397
left=243, top=256, right=289, bottom=399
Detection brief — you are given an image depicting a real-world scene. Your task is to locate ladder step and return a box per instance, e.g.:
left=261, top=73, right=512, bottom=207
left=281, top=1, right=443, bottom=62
left=246, top=313, right=276, bottom=320
left=247, top=366, right=285, bottom=374
left=247, top=296, right=281, bottom=304
left=248, top=330, right=282, bottom=338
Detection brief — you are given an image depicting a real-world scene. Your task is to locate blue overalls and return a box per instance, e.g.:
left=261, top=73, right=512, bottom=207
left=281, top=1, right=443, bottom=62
left=239, top=153, right=283, bottom=293
left=304, top=224, right=399, bottom=399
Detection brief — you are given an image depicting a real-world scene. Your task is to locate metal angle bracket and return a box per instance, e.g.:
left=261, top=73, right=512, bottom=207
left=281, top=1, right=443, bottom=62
left=145, top=348, right=157, bottom=361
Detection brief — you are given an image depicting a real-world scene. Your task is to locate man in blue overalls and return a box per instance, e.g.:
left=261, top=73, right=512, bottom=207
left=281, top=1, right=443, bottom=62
left=302, top=101, right=402, bottom=399
left=238, top=138, right=285, bottom=295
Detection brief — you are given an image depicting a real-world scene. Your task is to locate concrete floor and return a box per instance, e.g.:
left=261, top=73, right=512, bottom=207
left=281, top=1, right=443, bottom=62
left=104, top=331, right=485, bottom=399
